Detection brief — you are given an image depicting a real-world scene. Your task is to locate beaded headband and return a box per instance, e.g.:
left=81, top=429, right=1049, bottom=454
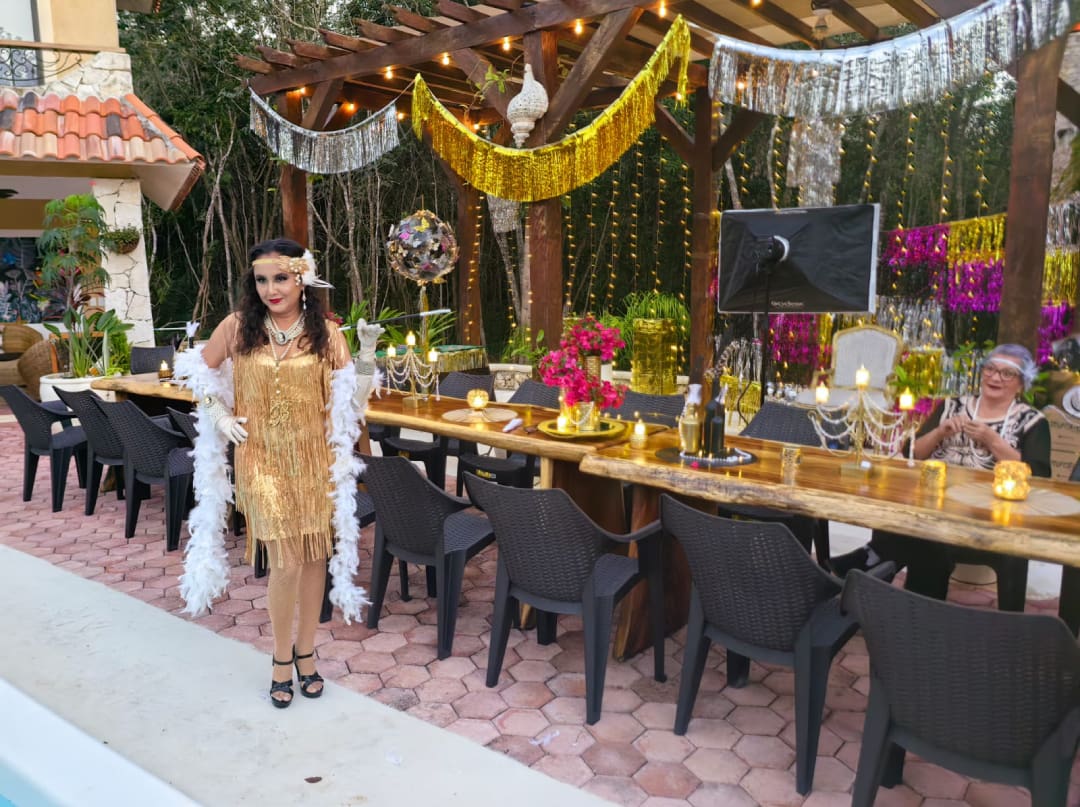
left=251, top=250, right=333, bottom=289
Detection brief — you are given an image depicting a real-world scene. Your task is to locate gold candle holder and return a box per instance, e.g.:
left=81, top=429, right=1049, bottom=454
left=467, top=389, right=489, bottom=411
left=157, top=360, right=172, bottom=381
left=993, top=461, right=1031, bottom=501
left=630, top=415, right=648, bottom=450
left=780, top=444, right=802, bottom=473
left=920, top=459, right=947, bottom=491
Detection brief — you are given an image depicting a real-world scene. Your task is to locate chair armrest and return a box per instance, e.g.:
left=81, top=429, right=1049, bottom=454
left=597, top=518, right=661, bottom=545
left=868, top=560, right=897, bottom=581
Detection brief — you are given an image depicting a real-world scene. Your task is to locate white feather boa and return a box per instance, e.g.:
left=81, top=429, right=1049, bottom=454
left=173, top=346, right=234, bottom=617
left=327, top=362, right=370, bottom=624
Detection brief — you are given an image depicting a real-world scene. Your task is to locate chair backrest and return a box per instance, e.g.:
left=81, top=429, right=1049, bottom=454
left=1070, top=454, right=1080, bottom=482
left=17, top=340, right=58, bottom=400
left=465, top=474, right=604, bottom=602
left=55, top=387, right=124, bottom=459
left=363, top=454, right=464, bottom=555
left=508, top=379, right=561, bottom=409
left=660, top=494, right=840, bottom=652
left=0, top=384, right=56, bottom=450
left=606, top=390, right=684, bottom=427
left=167, top=407, right=199, bottom=445
left=741, top=400, right=823, bottom=447
left=96, top=398, right=185, bottom=477
left=439, top=371, right=494, bottom=400
left=130, top=345, right=176, bottom=375
left=831, top=325, right=902, bottom=390
left=1, top=323, right=42, bottom=355
left=842, top=570, right=1080, bottom=767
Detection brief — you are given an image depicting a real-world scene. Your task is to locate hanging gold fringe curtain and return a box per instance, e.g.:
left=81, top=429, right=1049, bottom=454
left=411, top=16, right=690, bottom=202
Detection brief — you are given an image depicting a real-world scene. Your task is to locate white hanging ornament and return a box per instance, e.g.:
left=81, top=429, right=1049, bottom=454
left=506, top=64, right=549, bottom=147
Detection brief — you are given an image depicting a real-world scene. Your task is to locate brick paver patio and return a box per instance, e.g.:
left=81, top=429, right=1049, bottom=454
left=1, top=413, right=1075, bottom=806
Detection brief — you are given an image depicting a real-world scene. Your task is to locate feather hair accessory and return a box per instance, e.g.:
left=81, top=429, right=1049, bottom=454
left=251, top=250, right=334, bottom=289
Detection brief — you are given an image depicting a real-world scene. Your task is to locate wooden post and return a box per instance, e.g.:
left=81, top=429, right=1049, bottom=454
left=455, top=182, right=484, bottom=346
left=999, top=37, right=1067, bottom=351
left=278, top=91, right=309, bottom=247
left=689, top=87, right=717, bottom=382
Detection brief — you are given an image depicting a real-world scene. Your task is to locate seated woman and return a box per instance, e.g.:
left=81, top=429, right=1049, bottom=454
left=833, top=343, right=1050, bottom=601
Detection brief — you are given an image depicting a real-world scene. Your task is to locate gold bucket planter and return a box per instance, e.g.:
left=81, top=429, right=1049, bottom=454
left=631, top=318, right=677, bottom=395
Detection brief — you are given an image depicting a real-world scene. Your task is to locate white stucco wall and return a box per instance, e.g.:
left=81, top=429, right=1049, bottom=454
left=93, top=179, right=154, bottom=347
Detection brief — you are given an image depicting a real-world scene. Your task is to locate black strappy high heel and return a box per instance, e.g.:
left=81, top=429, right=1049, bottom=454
left=293, top=646, right=324, bottom=699
left=270, top=657, right=294, bottom=708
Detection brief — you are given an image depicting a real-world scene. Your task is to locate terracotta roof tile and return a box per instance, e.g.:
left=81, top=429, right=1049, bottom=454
left=0, top=90, right=205, bottom=210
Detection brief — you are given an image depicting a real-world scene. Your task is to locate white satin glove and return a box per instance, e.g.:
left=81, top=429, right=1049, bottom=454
left=203, top=395, right=248, bottom=446
left=353, top=320, right=385, bottom=411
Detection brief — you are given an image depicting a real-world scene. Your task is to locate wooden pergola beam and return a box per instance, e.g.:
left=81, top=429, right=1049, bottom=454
left=353, top=18, right=416, bottom=44
left=633, top=10, right=717, bottom=55
left=300, top=78, right=344, bottom=129
left=711, top=108, right=767, bottom=172
left=436, top=0, right=487, bottom=24
left=828, top=0, right=883, bottom=41
left=452, top=48, right=511, bottom=120
left=679, top=1, right=769, bottom=46
left=250, top=0, right=661, bottom=94
left=878, top=0, right=937, bottom=27
left=256, top=46, right=309, bottom=68
left=235, top=54, right=274, bottom=74
left=1058, top=77, right=1080, bottom=128
left=540, top=8, right=643, bottom=141
left=744, top=1, right=819, bottom=48
left=320, top=28, right=376, bottom=52
left=654, top=103, right=694, bottom=162
left=389, top=6, right=447, bottom=34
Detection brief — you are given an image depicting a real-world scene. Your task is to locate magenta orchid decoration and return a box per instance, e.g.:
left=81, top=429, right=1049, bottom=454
left=538, top=315, right=627, bottom=408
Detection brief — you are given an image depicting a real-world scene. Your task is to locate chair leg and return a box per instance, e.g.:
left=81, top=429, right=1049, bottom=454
left=366, top=527, right=394, bottom=629
left=398, top=560, right=411, bottom=602
left=793, top=642, right=832, bottom=794
left=486, top=562, right=515, bottom=687
left=73, top=445, right=87, bottom=490
left=726, top=650, right=751, bottom=688
left=813, top=519, right=831, bottom=569
left=49, top=446, right=74, bottom=512
left=435, top=551, right=467, bottom=660
left=640, top=535, right=667, bottom=682
left=582, top=592, right=616, bottom=725
left=1029, top=743, right=1072, bottom=807
left=22, top=448, right=39, bottom=502
left=165, top=474, right=191, bottom=551
left=425, top=565, right=438, bottom=598
left=426, top=451, right=446, bottom=492
left=320, top=561, right=333, bottom=623
left=123, top=473, right=144, bottom=539
left=851, top=687, right=895, bottom=807
left=674, top=594, right=710, bottom=735
left=85, top=454, right=103, bottom=516
left=536, top=611, right=558, bottom=645
left=455, top=471, right=464, bottom=497
left=114, top=466, right=126, bottom=500
left=995, top=557, right=1029, bottom=612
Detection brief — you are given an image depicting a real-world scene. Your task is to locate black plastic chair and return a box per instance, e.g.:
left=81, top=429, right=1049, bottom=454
left=364, top=454, right=494, bottom=659
left=841, top=570, right=1080, bottom=807
left=1071, top=454, right=1080, bottom=482
left=130, top=345, right=175, bottom=375
left=98, top=398, right=193, bottom=551
left=660, top=494, right=866, bottom=794
left=0, top=384, right=86, bottom=512
left=466, top=474, right=666, bottom=725
left=721, top=400, right=830, bottom=567
left=380, top=372, right=494, bottom=491
left=54, top=387, right=129, bottom=516
left=604, top=390, right=684, bottom=427
left=320, top=485, right=378, bottom=623
left=454, top=379, right=561, bottom=496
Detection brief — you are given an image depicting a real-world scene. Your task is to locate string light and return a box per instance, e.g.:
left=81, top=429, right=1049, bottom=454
left=737, top=142, right=750, bottom=205
left=343, top=102, right=356, bottom=113
left=655, top=139, right=668, bottom=294
left=605, top=167, right=623, bottom=310
left=465, top=194, right=483, bottom=337
left=860, top=114, right=878, bottom=204
left=658, top=0, right=667, bottom=17
left=396, top=111, right=406, bottom=121
left=502, top=36, right=511, bottom=52
left=298, top=86, right=308, bottom=96
left=574, top=19, right=584, bottom=34
left=975, top=106, right=991, bottom=216
left=564, top=190, right=577, bottom=311
left=441, top=53, right=450, bottom=66
left=631, top=139, right=644, bottom=294
left=938, top=92, right=954, bottom=223
left=770, top=118, right=784, bottom=209
left=680, top=155, right=692, bottom=368
left=385, top=66, right=394, bottom=79
left=895, top=109, right=918, bottom=232
left=586, top=183, right=599, bottom=309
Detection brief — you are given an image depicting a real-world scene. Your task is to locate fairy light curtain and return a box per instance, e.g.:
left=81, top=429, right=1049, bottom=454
left=249, top=89, right=401, bottom=174
left=410, top=16, right=691, bottom=202
left=707, top=0, right=1076, bottom=119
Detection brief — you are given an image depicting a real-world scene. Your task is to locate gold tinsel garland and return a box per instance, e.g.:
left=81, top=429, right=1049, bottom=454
left=946, top=213, right=1005, bottom=266
left=411, top=16, right=690, bottom=202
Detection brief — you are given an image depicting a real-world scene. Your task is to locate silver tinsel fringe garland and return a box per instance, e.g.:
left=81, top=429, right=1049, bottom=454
left=249, top=89, right=400, bottom=174
left=786, top=118, right=845, bottom=207
left=709, top=0, right=1077, bottom=118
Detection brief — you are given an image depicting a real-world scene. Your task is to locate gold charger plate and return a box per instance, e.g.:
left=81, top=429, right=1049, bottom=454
left=537, top=418, right=629, bottom=441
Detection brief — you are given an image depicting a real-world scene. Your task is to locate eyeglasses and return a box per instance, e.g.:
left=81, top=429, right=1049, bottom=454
left=982, top=364, right=1021, bottom=382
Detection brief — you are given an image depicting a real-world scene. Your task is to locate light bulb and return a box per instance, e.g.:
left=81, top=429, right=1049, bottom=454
left=441, top=52, right=450, bottom=66
left=502, top=36, right=511, bottom=51
left=658, top=0, right=667, bottom=16
left=574, top=19, right=583, bottom=34
left=385, top=66, right=394, bottom=79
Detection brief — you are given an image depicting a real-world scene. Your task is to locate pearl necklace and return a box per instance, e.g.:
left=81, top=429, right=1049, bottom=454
left=264, top=313, right=304, bottom=346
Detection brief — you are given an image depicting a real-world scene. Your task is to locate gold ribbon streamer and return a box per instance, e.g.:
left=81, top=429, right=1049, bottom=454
left=1043, top=248, right=1080, bottom=304
left=946, top=213, right=1006, bottom=267
left=411, top=16, right=691, bottom=202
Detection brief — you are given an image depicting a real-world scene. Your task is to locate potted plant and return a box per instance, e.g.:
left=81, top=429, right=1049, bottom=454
left=102, top=225, right=141, bottom=255
left=490, top=326, right=545, bottom=395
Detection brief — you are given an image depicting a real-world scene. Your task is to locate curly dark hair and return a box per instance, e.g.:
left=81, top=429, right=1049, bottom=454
left=237, top=238, right=330, bottom=359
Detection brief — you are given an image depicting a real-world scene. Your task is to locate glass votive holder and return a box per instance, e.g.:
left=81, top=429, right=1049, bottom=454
left=920, top=460, right=947, bottom=491
left=466, top=388, right=489, bottom=411
left=993, top=460, right=1031, bottom=501
left=780, top=444, right=801, bottom=473
left=629, top=416, right=648, bottom=450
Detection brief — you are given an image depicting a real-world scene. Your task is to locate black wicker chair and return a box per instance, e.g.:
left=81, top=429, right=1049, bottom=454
left=130, top=345, right=176, bottom=375
left=380, top=372, right=494, bottom=491
left=660, top=494, right=869, bottom=794
left=841, top=570, right=1080, bottom=807
left=364, top=454, right=494, bottom=658
left=320, top=484, right=378, bottom=623
left=453, top=379, right=561, bottom=496
left=604, top=390, right=684, bottom=427
left=466, top=474, right=666, bottom=725
left=54, top=387, right=130, bottom=516
left=1071, top=455, right=1080, bottom=482
left=0, top=384, right=86, bottom=512
left=98, top=398, right=194, bottom=551
left=720, top=400, right=831, bottom=567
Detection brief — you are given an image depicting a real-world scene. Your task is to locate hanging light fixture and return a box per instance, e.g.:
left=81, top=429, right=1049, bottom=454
left=810, top=0, right=831, bottom=40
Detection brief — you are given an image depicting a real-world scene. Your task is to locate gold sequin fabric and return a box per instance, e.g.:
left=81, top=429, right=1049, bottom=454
left=233, top=346, right=335, bottom=568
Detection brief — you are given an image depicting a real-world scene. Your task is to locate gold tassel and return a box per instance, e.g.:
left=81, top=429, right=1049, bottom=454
left=411, top=16, right=691, bottom=202
left=1043, top=248, right=1080, bottom=304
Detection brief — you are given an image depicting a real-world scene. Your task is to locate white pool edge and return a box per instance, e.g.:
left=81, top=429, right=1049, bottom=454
left=0, top=678, right=198, bottom=807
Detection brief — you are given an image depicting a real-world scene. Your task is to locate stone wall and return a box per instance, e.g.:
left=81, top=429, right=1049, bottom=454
left=43, top=51, right=133, bottom=99
left=1052, top=35, right=1080, bottom=197
left=93, top=179, right=154, bottom=347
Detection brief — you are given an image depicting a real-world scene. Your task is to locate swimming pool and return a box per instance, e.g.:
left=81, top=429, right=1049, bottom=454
left=0, top=679, right=196, bottom=807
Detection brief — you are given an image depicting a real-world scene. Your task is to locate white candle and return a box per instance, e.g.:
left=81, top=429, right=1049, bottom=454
left=630, top=417, right=648, bottom=449
left=815, top=382, right=829, bottom=405
left=898, top=387, right=915, bottom=411
left=405, top=331, right=417, bottom=348
left=556, top=415, right=570, bottom=433
left=427, top=348, right=439, bottom=364
left=855, top=366, right=870, bottom=389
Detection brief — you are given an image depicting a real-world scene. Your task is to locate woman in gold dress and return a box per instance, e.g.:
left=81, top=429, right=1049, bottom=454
left=177, top=238, right=377, bottom=708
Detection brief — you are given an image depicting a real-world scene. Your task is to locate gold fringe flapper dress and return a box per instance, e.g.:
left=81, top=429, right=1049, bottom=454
left=233, top=346, right=335, bottom=569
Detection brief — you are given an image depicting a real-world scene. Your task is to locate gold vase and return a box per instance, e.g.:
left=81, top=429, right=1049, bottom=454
left=631, top=318, right=677, bottom=394
left=576, top=355, right=603, bottom=431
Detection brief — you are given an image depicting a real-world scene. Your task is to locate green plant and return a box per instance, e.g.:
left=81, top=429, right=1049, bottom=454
left=38, top=194, right=109, bottom=313
left=102, top=225, right=141, bottom=254
left=499, top=326, right=545, bottom=365
left=45, top=308, right=133, bottom=378
left=343, top=301, right=457, bottom=354
left=106, top=329, right=132, bottom=375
